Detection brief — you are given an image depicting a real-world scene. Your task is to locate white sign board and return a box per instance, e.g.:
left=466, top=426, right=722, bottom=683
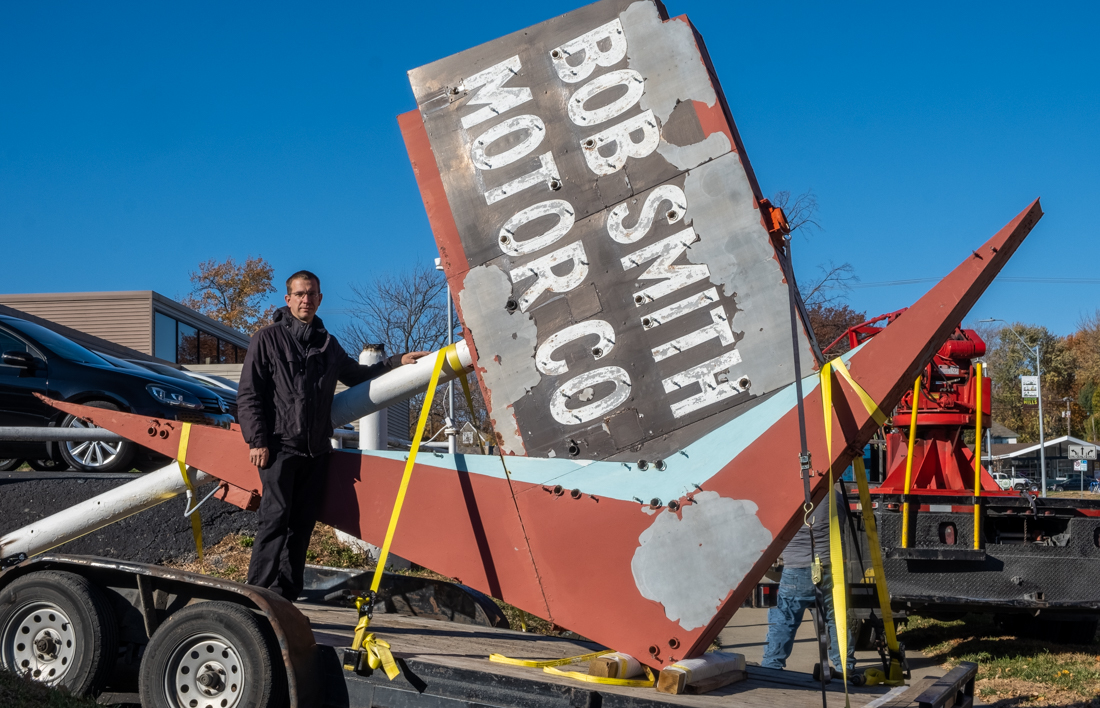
left=1020, top=375, right=1039, bottom=399
left=1069, top=444, right=1097, bottom=460
left=1074, top=459, right=1089, bottom=472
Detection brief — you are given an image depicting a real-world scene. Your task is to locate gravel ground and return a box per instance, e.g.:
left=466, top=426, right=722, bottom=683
left=0, top=471, right=259, bottom=564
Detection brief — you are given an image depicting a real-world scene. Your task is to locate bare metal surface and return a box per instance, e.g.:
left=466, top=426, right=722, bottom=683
left=0, top=427, right=122, bottom=442
left=407, top=0, right=816, bottom=461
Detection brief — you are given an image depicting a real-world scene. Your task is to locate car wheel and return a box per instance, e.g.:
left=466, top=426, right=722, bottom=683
left=1013, top=483, right=1026, bottom=491
left=1055, top=485, right=1065, bottom=492
left=139, top=602, right=287, bottom=708
left=0, top=570, right=118, bottom=696
left=0, top=459, right=25, bottom=472
left=27, top=459, right=70, bottom=472
left=58, top=401, right=135, bottom=473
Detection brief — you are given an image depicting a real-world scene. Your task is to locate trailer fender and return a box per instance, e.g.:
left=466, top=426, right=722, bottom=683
left=0, top=554, right=320, bottom=708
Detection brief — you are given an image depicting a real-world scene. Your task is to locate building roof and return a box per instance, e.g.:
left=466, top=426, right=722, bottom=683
left=990, top=435, right=1098, bottom=460
left=989, top=421, right=1018, bottom=439
left=0, top=302, right=166, bottom=364
left=0, top=291, right=250, bottom=349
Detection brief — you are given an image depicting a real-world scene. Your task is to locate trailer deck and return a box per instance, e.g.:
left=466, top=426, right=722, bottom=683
left=301, top=604, right=968, bottom=708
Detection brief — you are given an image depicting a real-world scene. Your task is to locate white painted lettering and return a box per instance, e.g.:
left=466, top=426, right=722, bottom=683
left=663, top=350, right=745, bottom=418
left=471, top=115, right=546, bottom=170
left=460, top=56, right=533, bottom=129
left=550, top=366, right=632, bottom=425
left=550, top=19, right=628, bottom=84
left=568, top=69, right=645, bottom=127
left=642, top=288, right=718, bottom=330
left=535, top=320, right=616, bottom=376
left=509, top=240, right=589, bottom=311
left=651, top=306, right=735, bottom=362
left=621, top=227, right=709, bottom=305
left=484, top=152, right=561, bottom=205
left=582, top=110, right=660, bottom=176
left=499, top=199, right=575, bottom=256
left=607, top=185, right=687, bottom=245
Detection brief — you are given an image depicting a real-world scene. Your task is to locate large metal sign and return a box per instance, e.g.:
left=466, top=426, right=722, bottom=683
left=401, top=0, right=815, bottom=461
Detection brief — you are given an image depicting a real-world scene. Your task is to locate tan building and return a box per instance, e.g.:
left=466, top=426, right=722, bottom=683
left=0, top=291, right=250, bottom=366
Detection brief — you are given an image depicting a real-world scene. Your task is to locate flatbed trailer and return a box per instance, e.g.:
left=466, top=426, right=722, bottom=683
left=0, top=555, right=975, bottom=708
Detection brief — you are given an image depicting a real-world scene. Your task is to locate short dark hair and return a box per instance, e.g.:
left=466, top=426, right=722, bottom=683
left=286, top=270, right=321, bottom=295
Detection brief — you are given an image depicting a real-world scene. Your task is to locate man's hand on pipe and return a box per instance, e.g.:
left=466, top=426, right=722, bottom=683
left=401, top=352, right=432, bottom=365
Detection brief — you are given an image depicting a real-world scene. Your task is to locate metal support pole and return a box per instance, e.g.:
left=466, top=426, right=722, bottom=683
left=1036, top=342, right=1047, bottom=497
left=447, top=281, right=456, bottom=455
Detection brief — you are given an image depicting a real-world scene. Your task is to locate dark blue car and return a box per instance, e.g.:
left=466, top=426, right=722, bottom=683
left=0, top=314, right=234, bottom=472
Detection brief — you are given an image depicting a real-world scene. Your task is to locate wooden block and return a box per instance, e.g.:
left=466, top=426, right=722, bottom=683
left=683, top=669, right=747, bottom=695
left=656, top=653, right=748, bottom=695
left=588, top=656, right=620, bottom=678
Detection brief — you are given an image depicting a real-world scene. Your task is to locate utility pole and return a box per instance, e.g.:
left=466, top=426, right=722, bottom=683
left=436, top=258, right=456, bottom=454
left=980, top=319, right=1047, bottom=496
left=1063, top=397, right=1072, bottom=439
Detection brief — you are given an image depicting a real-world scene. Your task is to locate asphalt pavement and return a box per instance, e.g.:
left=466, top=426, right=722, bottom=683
left=0, top=470, right=257, bottom=563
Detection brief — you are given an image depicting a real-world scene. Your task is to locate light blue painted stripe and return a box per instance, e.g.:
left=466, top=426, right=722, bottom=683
left=354, top=347, right=864, bottom=504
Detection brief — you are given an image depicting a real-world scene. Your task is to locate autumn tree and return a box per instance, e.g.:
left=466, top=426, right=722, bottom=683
left=977, top=323, right=1077, bottom=444
left=182, top=256, right=277, bottom=335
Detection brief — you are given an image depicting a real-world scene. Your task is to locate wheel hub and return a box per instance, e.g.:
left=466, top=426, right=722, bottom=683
left=0, top=601, right=76, bottom=685
left=167, top=633, right=243, bottom=708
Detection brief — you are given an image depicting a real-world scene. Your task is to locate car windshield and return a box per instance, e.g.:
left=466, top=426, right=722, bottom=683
left=8, top=319, right=110, bottom=365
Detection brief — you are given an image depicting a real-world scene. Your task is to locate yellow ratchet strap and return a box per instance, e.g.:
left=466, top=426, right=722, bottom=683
left=490, top=651, right=655, bottom=688
left=826, top=359, right=904, bottom=682
left=901, top=376, right=921, bottom=548
left=543, top=665, right=655, bottom=688
left=349, top=346, right=451, bottom=678
left=973, top=363, right=983, bottom=550
left=819, top=360, right=852, bottom=704
left=489, top=650, right=610, bottom=667
left=176, top=422, right=204, bottom=562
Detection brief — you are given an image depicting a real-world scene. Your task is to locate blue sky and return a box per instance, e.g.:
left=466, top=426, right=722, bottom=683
left=2, top=1, right=1096, bottom=337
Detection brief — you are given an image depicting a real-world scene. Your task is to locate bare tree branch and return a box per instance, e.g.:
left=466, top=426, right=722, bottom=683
left=772, top=189, right=822, bottom=236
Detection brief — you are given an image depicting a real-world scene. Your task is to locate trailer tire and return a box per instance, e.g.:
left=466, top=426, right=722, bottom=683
left=0, top=458, right=24, bottom=471
left=0, top=570, right=118, bottom=696
left=28, top=459, right=70, bottom=472
left=140, top=601, right=287, bottom=708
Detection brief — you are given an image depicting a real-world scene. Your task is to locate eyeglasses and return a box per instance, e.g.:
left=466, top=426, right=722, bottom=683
left=289, top=291, right=320, bottom=300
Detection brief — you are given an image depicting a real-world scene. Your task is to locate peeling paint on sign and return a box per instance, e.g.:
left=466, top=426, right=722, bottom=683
left=631, top=491, right=772, bottom=630
left=404, top=0, right=816, bottom=461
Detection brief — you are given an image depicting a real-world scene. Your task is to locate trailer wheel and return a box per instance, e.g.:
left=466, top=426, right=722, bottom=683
left=0, top=458, right=24, bottom=471
left=0, top=570, right=118, bottom=696
left=140, top=601, right=287, bottom=708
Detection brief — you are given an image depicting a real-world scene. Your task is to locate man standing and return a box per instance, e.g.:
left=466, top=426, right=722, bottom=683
left=237, top=270, right=427, bottom=601
left=761, top=486, right=857, bottom=682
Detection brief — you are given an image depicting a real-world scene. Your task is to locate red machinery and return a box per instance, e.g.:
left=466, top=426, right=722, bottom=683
left=826, top=311, right=1009, bottom=497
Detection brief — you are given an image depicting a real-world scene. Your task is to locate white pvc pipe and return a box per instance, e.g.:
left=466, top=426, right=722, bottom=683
left=0, top=342, right=473, bottom=563
left=330, top=339, right=473, bottom=429
left=358, top=346, right=388, bottom=452
left=0, top=463, right=214, bottom=561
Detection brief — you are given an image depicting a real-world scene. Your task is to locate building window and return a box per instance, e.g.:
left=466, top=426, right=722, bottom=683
left=154, top=312, right=178, bottom=363
left=198, top=330, right=218, bottom=365
left=177, top=323, right=199, bottom=365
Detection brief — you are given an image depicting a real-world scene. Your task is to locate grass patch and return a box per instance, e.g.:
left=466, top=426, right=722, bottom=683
left=162, top=525, right=569, bottom=637
left=899, top=613, right=1100, bottom=706
left=0, top=669, right=105, bottom=708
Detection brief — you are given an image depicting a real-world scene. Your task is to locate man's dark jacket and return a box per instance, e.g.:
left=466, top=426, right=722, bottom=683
left=238, top=307, right=399, bottom=458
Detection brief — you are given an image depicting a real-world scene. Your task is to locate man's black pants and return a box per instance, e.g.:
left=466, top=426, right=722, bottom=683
left=246, top=450, right=328, bottom=601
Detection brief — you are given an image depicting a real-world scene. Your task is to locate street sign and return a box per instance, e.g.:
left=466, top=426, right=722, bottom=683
left=1074, top=459, right=1089, bottom=472
left=1020, top=375, right=1039, bottom=399
left=1069, top=444, right=1097, bottom=460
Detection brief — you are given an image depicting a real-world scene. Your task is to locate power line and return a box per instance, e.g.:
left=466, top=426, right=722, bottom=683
left=852, top=277, right=1100, bottom=289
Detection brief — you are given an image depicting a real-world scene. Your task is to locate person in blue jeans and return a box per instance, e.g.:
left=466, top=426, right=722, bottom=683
left=761, top=488, right=855, bottom=680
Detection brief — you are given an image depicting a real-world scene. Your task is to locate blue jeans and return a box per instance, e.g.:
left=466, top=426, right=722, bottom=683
left=761, top=566, right=854, bottom=673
